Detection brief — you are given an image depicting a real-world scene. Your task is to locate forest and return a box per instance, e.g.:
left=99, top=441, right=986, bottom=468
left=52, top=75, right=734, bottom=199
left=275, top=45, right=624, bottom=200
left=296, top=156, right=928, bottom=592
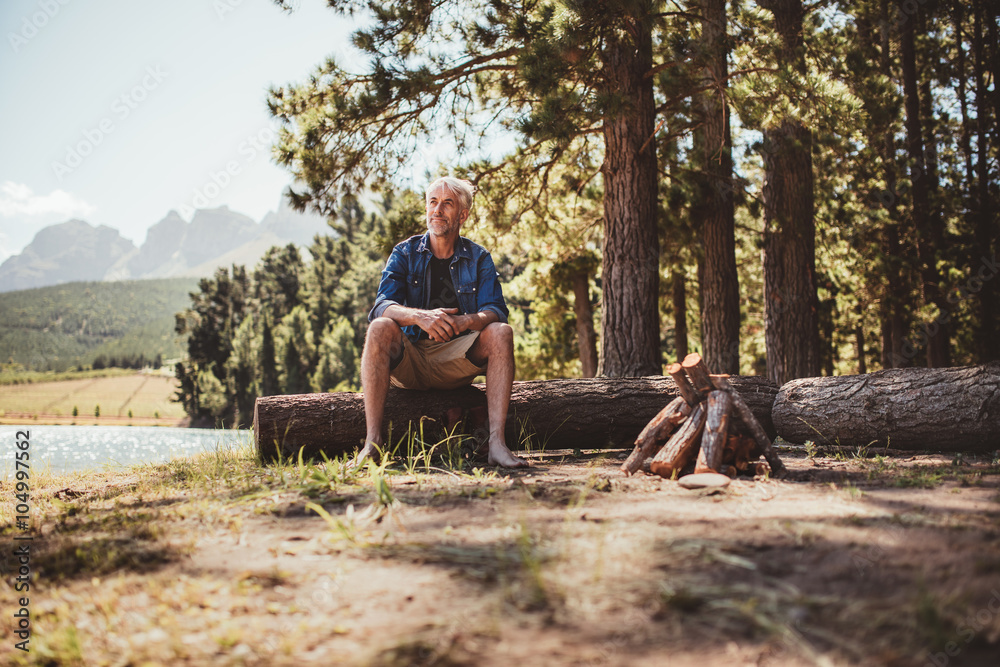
left=175, top=0, right=998, bottom=427
left=0, top=278, right=195, bottom=373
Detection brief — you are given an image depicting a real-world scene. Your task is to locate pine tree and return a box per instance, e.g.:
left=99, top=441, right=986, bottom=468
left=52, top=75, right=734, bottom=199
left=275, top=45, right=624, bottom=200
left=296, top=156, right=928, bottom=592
left=259, top=312, right=279, bottom=398
left=756, top=0, right=821, bottom=384
left=693, top=0, right=740, bottom=374
left=269, top=0, right=671, bottom=376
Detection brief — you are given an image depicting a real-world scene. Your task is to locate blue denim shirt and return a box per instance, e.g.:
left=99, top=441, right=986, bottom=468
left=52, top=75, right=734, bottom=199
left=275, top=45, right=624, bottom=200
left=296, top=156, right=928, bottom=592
left=369, top=233, right=509, bottom=342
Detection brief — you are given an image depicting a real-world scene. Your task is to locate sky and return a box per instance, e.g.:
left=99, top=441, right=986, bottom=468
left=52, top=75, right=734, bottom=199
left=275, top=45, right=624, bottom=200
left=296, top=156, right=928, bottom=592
left=0, top=0, right=372, bottom=261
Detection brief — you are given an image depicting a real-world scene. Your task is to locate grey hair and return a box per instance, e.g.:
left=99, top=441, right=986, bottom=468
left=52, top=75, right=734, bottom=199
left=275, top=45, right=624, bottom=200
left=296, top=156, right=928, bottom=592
left=426, top=176, right=476, bottom=213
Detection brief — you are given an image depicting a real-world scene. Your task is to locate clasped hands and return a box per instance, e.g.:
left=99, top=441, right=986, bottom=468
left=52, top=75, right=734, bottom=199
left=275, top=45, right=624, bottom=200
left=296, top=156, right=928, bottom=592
left=417, top=307, right=469, bottom=342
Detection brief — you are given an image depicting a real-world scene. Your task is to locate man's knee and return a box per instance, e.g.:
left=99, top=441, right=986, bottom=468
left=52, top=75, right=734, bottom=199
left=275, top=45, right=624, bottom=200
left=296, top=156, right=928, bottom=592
left=365, top=317, right=402, bottom=351
left=483, top=322, right=513, bottom=346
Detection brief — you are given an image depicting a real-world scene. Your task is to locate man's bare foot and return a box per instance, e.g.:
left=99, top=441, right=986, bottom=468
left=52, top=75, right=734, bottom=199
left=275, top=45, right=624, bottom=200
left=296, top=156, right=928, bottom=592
left=350, top=442, right=382, bottom=469
left=487, top=442, right=529, bottom=468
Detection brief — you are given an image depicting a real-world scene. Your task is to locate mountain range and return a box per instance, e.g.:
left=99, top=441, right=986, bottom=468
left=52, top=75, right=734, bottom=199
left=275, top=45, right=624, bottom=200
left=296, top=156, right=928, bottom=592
left=0, top=193, right=330, bottom=292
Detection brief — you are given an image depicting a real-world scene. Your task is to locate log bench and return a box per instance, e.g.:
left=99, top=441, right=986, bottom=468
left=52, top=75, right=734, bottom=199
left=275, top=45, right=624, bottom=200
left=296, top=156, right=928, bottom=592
left=252, top=376, right=779, bottom=462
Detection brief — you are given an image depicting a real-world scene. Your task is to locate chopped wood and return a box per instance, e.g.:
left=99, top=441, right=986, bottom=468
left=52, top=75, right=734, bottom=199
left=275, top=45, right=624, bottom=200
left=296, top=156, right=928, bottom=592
left=649, top=403, right=707, bottom=479
left=711, top=374, right=787, bottom=478
left=694, top=390, right=732, bottom=474
left=681, top=353, right=716, bottom=394
left=621, top=396, right=690, bottom=476
left=722, top=433, right=760, bottom=472
left=667, top=362, right=703, bottom=407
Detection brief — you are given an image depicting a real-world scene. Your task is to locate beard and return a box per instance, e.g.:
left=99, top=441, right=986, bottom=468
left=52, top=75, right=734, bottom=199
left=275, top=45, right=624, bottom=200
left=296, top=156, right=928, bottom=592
left=427, top=215, right=456, bottom=237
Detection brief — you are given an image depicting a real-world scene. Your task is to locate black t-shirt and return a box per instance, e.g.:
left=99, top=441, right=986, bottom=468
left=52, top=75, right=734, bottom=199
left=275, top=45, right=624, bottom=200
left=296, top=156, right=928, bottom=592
left=427, top=255, right=460, bottom=312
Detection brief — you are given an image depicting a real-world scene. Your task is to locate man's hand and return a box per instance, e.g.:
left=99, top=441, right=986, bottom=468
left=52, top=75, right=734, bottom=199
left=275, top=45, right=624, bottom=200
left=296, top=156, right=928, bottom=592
left=417, top=307, right=467, bottom=342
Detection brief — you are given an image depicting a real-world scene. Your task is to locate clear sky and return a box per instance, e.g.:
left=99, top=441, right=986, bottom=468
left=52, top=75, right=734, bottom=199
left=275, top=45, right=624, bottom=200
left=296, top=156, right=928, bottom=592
left=0, top=0, right=364, bottom=260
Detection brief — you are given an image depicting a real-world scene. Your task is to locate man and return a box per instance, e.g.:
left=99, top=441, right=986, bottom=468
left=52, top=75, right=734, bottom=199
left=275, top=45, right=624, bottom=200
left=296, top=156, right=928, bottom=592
left=356, top=176, right=529, bottom=468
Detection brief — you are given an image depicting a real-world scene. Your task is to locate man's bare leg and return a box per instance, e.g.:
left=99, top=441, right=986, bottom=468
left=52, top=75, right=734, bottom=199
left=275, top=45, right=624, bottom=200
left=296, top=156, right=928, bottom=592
left=357, top=317, right=404, bottom=466
left=468, top=322, right=528, bottom=468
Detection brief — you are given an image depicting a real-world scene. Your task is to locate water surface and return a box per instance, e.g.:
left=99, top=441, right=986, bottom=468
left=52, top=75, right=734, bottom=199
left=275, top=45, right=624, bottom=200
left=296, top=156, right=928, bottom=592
left=1, top=425, right=250, bottom=476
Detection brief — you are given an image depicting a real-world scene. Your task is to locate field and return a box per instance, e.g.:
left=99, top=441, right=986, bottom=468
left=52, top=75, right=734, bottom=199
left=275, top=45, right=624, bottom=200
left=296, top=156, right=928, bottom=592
left=1, top=442, right=998, bottom=666
left=0, top=372, right=185, bottom=425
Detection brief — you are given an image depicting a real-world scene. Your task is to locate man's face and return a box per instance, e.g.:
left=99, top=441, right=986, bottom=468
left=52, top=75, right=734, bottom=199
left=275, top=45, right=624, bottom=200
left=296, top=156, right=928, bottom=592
left=425, top=184, right=468, bottom=238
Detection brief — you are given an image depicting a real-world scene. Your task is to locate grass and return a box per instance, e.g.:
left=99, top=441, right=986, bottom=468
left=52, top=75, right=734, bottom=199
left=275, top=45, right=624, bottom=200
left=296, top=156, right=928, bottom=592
left=4, top=438, right=1000, bottom=666
left=0, top=367, right=139, bottom=386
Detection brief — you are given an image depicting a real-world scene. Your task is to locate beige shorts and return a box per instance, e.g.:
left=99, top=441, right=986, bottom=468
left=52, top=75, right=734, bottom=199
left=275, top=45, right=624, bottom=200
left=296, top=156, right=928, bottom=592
left=390, top=331, right=487, bottom=391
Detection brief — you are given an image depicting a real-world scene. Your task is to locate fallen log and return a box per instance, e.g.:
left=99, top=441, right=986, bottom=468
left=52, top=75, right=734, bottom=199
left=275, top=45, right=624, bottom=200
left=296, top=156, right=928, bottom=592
left=253, top=376, right=778, bottom=462
left=772, top=362, right=1000, bottom=451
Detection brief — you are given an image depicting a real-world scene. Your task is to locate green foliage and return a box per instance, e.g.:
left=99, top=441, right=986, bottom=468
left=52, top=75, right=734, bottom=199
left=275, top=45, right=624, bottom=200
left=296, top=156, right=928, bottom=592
left=174, top=195, right=392, bottom=425
left=0, top=278, right=196, bottom=371
left=312, top=316, right=359, bottom=392
left=246, top=0, right=1000, bottom=391
left=276, top=305, right=316, bottom=395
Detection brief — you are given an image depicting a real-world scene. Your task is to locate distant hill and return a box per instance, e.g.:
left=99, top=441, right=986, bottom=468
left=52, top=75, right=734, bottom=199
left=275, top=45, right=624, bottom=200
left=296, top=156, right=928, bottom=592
left=0, top=220, right=137, bottom=292
left=0, top=191, right=331, bottom=292
left=0, top=278, right=198, bottom=371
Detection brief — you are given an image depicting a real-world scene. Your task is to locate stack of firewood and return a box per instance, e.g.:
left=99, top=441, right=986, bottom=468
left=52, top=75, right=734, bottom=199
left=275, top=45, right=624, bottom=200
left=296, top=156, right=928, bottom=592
left=621, top=354, right=786, bottom=480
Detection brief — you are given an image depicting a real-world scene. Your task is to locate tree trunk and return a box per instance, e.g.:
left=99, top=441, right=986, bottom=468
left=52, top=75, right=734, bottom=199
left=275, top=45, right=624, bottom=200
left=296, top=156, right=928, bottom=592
left=253, top=376, right=778, bottom=461
left=695, top=0, right=740, bottom=374
left=759, top=0, right=820, bottom=384
left=855, top=322, right=867, bottom=375
left=878, top=0, right=910, bottom=369
left=671, top=268, right=689, bottom=361
left=900, top=4, right=950, bottom=367
left=772, top=363, right=1000, bottom=451
left=572, top=270, right=599, bottom=378
left=973, top=0, right=998, bottom=362
left=599, top=12, right=661, bottom=377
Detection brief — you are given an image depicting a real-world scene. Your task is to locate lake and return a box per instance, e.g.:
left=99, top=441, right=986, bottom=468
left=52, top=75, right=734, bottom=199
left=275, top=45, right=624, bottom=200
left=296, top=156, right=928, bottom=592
left=1, top=425, right=251, bottom=477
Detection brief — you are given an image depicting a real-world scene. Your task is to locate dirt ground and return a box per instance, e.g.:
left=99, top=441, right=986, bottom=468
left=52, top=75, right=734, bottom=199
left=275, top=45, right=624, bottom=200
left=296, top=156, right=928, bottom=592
left=2, top=444, right=999, bottom=666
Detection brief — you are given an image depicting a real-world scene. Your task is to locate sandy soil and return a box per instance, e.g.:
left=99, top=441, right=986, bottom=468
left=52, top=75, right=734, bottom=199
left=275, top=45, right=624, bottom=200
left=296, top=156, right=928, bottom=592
left=2, top=446, right=999, bottom=666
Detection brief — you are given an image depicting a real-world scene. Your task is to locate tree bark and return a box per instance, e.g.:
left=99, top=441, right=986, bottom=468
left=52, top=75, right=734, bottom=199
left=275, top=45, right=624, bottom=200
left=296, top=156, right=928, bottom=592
left=695, top=390, right=731, bottom=473
left=671, top=268, right=689, bottom=361
left=572, top=270, right=599, bottom=378
left=877, top=0, right=910, bottom=369
left=772, top=363, right=1000, bottom=451
left=649, top=403, right=706, bottom=479
left=254, top=376, right=778, bottom=461
left=759, top=0, right=820, bottom=385
left=711, top=374, right=787, bottom=477
left=900, top=3, right=950, bottom=367
left=599, top=11, right=661, bottom=377
left=972, top=0, right=998, bottom=362
left=621, top=396, right=690, bottom=475
left=695, top=0, right=740, bottom=374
